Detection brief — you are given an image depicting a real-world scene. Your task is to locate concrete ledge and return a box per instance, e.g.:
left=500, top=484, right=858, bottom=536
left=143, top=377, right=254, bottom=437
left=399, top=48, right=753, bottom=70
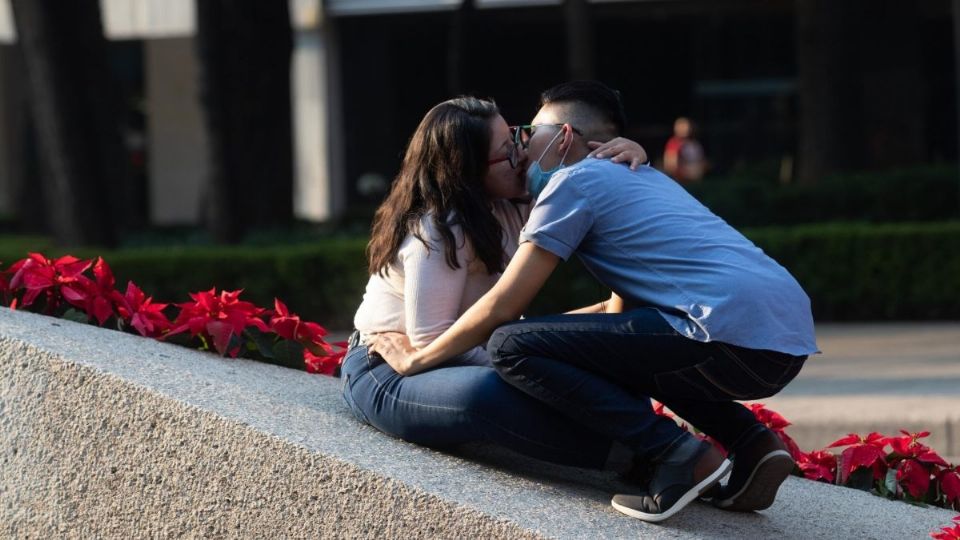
left=0, top=308, right=955, bottom=539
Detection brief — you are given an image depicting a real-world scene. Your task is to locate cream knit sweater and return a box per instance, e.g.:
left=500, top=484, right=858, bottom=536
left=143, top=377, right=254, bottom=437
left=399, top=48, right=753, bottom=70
left=353, top=200, right=528, bottom=366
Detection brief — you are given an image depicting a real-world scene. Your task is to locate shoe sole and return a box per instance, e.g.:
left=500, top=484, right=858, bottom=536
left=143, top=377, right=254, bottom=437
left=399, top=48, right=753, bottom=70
left=611, top=458, right=732, bottom=523
left=714, top=450, right=793, bottom=512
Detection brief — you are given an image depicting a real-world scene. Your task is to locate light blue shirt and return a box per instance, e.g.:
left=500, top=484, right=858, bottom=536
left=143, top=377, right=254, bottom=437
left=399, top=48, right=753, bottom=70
left=520, top=159, right=818, bottom=356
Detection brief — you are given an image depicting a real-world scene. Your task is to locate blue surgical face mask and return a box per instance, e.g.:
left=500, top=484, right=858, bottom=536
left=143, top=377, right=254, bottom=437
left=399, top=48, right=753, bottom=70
left=526, top=128, right=571, bottom=199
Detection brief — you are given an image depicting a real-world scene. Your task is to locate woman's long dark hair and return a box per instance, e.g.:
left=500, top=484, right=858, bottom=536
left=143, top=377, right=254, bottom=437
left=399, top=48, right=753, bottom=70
left=367, top=97, right=506, bottom=276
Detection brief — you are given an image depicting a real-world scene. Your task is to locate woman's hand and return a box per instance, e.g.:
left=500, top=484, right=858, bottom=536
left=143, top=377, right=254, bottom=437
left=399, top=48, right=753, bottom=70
left=367, top=332, right=421, bottom=376
left=587, top=137, right=648, bottom=171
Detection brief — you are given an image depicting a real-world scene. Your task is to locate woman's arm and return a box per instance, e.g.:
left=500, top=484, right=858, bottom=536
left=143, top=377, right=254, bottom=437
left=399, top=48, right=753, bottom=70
left=371, top=243, right=560, bottom=375
left=566, top=291, right=625, bottom=314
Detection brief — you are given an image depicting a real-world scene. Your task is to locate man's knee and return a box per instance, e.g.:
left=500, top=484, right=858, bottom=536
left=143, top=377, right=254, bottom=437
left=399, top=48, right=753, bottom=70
left=487, top=324, right=525, bottom=368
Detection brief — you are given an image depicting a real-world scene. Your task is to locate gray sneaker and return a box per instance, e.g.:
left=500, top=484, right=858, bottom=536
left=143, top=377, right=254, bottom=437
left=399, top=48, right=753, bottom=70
left=611, top=436, right=732, bottom=523
left=712, top=427, right=795, bottom=512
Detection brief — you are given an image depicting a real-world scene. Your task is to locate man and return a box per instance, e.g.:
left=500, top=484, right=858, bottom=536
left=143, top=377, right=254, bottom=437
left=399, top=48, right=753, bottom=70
left=370, top=81, right=817, bottom=523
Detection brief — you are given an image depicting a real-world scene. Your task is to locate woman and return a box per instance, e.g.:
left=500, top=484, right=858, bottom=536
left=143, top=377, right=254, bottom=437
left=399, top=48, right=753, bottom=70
left=341, top=97, right=646, bottom=467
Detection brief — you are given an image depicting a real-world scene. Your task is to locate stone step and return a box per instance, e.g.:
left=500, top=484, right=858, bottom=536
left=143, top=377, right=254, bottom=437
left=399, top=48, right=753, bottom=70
left=2, top=310, right=955, bottom=539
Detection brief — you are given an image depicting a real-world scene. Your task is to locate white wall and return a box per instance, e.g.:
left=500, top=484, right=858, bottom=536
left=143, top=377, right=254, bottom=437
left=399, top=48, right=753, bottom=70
left=145, top=37, right=207, bottom=225
left=0, top=0, right=14, bottom=44
left=100, top=0, right=193, bottom=39
left=292, top=23, right=345, bottom=222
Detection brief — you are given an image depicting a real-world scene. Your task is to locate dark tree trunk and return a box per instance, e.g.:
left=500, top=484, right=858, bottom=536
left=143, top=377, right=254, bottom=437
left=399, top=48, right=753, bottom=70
left=795, top=0, right=926, bottom=184
left=794, top=0, right=862, bottom=184
left=447, top=0, right=473, bottom=95
left=196, top=0, right=294, bottom=244
left=954, top=0, right=960, bottom=214
left=857, top=1, right=925, bottom=170
left=565, top=0, right=595, bottom=80
left=10, top=0, right=124, bottom=247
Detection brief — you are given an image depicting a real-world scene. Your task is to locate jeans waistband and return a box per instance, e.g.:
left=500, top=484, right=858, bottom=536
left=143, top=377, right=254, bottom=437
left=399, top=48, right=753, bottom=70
left=347, top=330, right=362, bottom=350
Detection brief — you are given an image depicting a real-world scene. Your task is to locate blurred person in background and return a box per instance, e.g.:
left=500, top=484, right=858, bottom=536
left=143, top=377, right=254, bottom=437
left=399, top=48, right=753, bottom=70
left=663, top=117, right=707, bottom=183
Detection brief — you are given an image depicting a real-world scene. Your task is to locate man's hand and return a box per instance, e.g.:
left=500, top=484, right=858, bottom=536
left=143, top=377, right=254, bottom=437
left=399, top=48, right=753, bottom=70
left=367, top=332, right=419, bottom=375
left=587, top=137, right=648, bottom=170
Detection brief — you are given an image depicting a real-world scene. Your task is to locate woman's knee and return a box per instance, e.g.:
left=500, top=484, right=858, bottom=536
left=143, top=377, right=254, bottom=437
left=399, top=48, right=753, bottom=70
left=454, top=369, right=512, bottom=408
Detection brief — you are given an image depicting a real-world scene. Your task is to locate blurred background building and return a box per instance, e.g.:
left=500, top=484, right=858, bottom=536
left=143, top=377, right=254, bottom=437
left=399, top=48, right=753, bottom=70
left=0, top=0, right=956, bottom=232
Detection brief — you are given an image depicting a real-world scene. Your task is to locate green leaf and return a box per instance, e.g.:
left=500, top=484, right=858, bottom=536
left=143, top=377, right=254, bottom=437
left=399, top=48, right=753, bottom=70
left=883, top=468, right=898, bottom=498
left=271, top=339, right=306, bottom=370
left=163, top=332, right=196, bottom=348
left=244, top=327, right=276, bottom=359
left=847, top=468, right=874, bottom=492
left=61, top=308, right=90, bottom=324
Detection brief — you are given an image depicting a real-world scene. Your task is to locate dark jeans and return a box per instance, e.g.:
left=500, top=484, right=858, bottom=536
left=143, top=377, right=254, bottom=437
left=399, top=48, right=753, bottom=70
left=341, top=341, right=613, bottom=468
left=487, top=308, right=806, bottom=461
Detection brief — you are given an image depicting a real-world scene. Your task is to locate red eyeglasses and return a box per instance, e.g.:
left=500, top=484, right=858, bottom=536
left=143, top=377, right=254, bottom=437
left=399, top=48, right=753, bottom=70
left=487, top=142, right=519, bottom=169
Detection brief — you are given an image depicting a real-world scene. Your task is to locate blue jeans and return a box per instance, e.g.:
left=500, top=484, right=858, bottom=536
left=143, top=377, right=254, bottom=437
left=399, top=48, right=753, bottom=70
left=487, top=308, right=806, bottom=460
left=340, top=341, right=612, bottom=468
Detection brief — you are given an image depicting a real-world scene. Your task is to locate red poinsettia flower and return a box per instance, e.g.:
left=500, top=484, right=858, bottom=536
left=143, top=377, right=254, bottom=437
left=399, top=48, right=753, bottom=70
left=269, top=299, right=329, bottom=355
left=898, top=458, right=934, bottom=499
left=888, top=430, right=949, bottom=467
left=930, top=516, right=960, bottom=540
left=750, top=403, right=804, bottom=460
left=304, top=340, right=347, bottom=376
left=828, top=432, right=889, bottom=482
left=167, top=288, right=268, bottom=356
left=652, top=400, right=674, bottom=419
left=8, top=253, right=92, bottom=309
left=114, top=281, right=170, bottom=338
left=650, top=400, right=693, bottom=432
left=940, top=467, right=960, bottom=510
left=61, top=257, right=118, bottom=325
left=750, top=403, right=791, bottom=431
left=797, top=450, right=838, bottom=483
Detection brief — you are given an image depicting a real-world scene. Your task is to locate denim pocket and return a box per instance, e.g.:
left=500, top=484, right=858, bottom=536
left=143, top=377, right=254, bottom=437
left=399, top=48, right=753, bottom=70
left=717, top=343, right=808, bottom=390
left=655, top=354, right=776, bottom=401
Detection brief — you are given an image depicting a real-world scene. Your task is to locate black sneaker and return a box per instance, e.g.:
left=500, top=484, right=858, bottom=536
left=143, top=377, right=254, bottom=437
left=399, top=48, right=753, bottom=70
left=611, top=436, right=731, bottom=523
left=712, top=427, right=794, bottom=512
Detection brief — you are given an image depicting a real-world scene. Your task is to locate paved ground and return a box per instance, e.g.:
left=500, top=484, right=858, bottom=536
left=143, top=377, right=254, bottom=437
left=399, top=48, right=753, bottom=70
left=762, top=322, right=960, bottom=461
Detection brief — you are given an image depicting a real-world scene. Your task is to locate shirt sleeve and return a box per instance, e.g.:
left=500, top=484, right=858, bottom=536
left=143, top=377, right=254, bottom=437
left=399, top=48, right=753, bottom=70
left=519, top=172, right=594, bottom=260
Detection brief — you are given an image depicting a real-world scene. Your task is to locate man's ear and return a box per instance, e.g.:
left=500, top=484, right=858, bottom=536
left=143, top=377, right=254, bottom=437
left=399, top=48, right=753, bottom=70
left=557, top=123, right=576, bottom=154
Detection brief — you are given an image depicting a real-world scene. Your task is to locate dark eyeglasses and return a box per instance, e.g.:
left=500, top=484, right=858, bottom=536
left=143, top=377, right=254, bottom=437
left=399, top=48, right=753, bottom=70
left=487, top=142, right=519, bottom=169
left=510, top=123, right=583, bottom=150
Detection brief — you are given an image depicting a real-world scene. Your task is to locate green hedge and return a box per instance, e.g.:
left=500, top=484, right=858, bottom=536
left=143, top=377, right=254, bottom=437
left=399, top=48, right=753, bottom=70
left=688, top=165, right=960, bottom=227
left=747, top=221, right=960, bottom=320
left=533, top=221, right=960, bottom=321
left=1, top=222, right=957, bottom=325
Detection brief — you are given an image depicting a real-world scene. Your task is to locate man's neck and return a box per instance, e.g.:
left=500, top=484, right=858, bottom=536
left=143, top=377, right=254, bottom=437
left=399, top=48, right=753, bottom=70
left=562, top=143, right=591, bottom=167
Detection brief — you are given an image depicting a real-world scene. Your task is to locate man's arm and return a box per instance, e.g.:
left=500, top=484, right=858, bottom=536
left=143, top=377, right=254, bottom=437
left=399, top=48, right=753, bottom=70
left=369, top=242, right=560, bottom=375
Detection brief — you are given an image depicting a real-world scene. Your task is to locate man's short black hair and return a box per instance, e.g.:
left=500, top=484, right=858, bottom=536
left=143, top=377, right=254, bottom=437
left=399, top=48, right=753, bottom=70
left=540, top=80, right=627, bottom=136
